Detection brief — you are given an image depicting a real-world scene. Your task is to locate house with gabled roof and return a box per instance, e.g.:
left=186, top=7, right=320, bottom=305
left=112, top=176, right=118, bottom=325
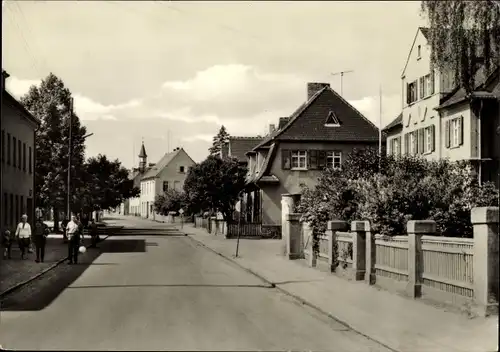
left=383, top=26, right=499, bottom=187
left=139, top=146, right=195, bottom=219
left=242, top=82, right=381, bottom=227
left=221, top=136, right=264, bottom=166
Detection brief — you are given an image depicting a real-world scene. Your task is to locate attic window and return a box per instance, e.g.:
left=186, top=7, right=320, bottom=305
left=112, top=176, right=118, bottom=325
left=417, top=45, right=421, bottom=59
left=179, top=166, right=185, bottom=173
left=325, top=111, right=340, bottom=127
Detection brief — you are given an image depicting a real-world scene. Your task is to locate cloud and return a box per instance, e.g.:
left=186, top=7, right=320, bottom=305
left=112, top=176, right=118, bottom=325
left=181, top=134, right=214, bottom=143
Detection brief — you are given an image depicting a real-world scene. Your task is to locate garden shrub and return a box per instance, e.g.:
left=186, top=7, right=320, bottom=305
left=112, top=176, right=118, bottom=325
left=153, top=189, right=187, bottom=215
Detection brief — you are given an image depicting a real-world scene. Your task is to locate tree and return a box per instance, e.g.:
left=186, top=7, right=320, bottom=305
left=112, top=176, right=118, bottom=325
left=208, top=125, right=230, bottom=156
left=153, top=189, right=186, bottom=215
left=183, top=155, right=247, bottom=221
left=74, top=154, right=139, bottom=214
left=421, top=1, right=500, bottom=92
left=21, top=73, right=88, bottom=230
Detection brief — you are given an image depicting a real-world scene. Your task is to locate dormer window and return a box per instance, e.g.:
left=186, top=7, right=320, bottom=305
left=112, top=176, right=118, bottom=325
left=324, top=111, right=340, bottom=127
left=417, top=45, right=421, bottom=59
left=179, top=166, right=185, bottom=173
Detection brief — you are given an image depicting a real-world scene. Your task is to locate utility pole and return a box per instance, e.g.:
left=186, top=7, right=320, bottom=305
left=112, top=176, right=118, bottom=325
left=67, top=97, right=73, bottom=218
left=331, top=70, right=354, bottom=97
left=379, top=85, right=383, bottom=171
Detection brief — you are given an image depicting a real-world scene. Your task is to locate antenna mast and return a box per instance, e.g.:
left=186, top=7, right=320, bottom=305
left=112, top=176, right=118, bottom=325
left=331, top=70, right=354, bottom=96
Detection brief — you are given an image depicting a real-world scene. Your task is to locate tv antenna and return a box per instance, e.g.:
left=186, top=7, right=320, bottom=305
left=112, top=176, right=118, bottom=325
left=331, top=70, right=354, bottom=97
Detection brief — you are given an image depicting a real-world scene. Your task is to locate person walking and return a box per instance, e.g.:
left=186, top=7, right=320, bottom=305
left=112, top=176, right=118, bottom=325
left=61, top=215, right=69, bottom=243
left=89, top=219, right=99, bottom=248
left=66, top=215, right=84, bottom=264
left=2, top=230, right=12, bottom=259
left=15, top=214, right=32, bottom=259
left=33, top=217, right=49, bottom=263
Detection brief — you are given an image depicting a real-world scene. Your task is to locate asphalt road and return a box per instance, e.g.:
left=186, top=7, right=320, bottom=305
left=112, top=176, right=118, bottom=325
left=0, top=217, right=390, bottom=351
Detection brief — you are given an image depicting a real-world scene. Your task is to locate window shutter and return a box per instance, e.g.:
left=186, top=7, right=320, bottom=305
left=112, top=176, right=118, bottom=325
left=406, top=84, right=410, bottom=104
left=418, top=129, right=425, bottom=154
left=430, top=71, right=435, bottom=95
left=419, top=77, right=424, bottom=99
left=445, top=120, right=450, bottom=148
left=308, top=150, right=318, bottom=170
left=404, top=133, right=409, bottom=155
left=388, top=139, right=393, bottom=155
left=459, top=115, right=464, bottom=146
left=281, top=149, right=291, bottom=170
left=398, top=136, right=402, bottom=156
left=431, top=125, right=436, bottom=152
left=318, top=151, right=326, bottom=169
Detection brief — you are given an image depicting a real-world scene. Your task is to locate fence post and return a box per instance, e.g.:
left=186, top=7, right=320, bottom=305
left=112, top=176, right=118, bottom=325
left=327, top=220, right=348, bottom=272
left=285, top=213, right=302, bottom=260
left=351, top=221, right=370, bottom=282
left=302, top=221, right=316, bottom=267
left=406, top=220, right=436, bottom=299
left=471, top=206, right=499, bottom=316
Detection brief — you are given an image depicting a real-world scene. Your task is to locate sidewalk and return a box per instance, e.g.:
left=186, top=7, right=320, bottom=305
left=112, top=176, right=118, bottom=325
left=177, top=223, right=498, bottom=352
left=1, top=219, right=112, bottom=296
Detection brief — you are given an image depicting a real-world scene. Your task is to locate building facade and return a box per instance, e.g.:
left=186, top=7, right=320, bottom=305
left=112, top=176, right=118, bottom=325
left=1, top=70, right=41, bottom=232
left=242, top=82, right=381, bottom=226
left=139, top=147, right=195, bottom=219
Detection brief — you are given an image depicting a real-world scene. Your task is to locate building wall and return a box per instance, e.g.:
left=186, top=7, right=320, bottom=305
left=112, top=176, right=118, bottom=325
left=385, top=125, right=403, bottom=156
left=155, top=149, right=194, bottom=196
left=140, top=179, right=156, bottom=218
left=401, top=30, right=442, bottom=160
left=1, top=98, right=38, bottom=231
left=259, top=141, right=378, bottom=225
left=439, top=101, right=473, bottom=160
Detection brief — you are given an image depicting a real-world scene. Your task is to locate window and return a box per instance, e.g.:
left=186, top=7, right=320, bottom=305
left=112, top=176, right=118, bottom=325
left=1, top=130, right=4, bottom=163
left=18, top=139, right=21, bottom=169
left=291, top=150, right=307, bottom=169
left=410, top=132, right=417, bottom=155
left=417, top=45, right=421, bottom=59
left=29, top=147, right=32, bottom=173
left=179, top=166, right=185, bottom=173
left=419, top=77, right=425, bottom=99
left=407, top=80, right=417, bottom=104
left=163, top=181, right=169, bottom=192
left=7, top=133, right=11, bottom=165
left=424, top=126, right=434, bottom=153
left=390, top=137, right=401, bottom=156
left=451, top=118, right=461, bottom=147
left=326, top=151, right=342, bottom=169
left=174, top=181, right=181, bottom=191
left=23, top=143, right=26, bottom=171
left=13, top=136, right=16, bottom=167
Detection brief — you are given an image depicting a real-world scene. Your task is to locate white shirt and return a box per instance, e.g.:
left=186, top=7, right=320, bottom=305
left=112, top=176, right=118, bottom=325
left=66, top=221, right=78, bottom=236
left=15, top=222, right=32, bottom=238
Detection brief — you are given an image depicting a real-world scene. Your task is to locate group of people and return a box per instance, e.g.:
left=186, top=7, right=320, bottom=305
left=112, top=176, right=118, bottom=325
left=2, top=214, right=100, bottom=265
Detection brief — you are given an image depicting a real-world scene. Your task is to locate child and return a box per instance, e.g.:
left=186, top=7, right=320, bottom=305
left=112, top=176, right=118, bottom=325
left=2, top=230, right=12, bottom=259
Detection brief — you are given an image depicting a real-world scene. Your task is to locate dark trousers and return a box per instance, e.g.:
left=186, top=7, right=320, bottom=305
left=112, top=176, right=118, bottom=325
left=68, top=234, right=80, bottom=263
left=3, top=242, right=12, bottom=259
left=18, top=237, right=30, bottom=258
left=34, top=236, right=46, bottom=262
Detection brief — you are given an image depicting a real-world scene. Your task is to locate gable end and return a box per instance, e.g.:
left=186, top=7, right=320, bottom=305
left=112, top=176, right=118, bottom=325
left=324, top=111, right=341, bottom=127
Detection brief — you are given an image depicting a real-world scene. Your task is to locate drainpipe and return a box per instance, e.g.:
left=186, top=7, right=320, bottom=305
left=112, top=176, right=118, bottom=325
left=478, top=99, right=484, bottom=184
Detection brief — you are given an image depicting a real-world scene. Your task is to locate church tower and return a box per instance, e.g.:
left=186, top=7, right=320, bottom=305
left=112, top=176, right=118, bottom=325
left=138, top=141, right=147, bottom=173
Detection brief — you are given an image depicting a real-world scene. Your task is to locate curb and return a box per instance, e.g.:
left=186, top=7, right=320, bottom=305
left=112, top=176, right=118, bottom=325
left=0, top=235, right=110, bottom=299
left=186, top=234, right=399, bottom=352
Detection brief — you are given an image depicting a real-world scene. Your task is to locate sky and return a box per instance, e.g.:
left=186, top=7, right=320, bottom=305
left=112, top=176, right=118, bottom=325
left=2, top=1, right=427, bottom=168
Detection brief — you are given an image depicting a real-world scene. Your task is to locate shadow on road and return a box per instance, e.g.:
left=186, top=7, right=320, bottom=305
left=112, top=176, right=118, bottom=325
left=0, top=239, right=147, bottom=312
left=67, top=283, right=274, bottom=289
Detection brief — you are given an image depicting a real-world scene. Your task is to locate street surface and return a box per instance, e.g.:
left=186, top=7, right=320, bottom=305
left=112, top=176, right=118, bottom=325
left=0, top=216, right=390, bottom=351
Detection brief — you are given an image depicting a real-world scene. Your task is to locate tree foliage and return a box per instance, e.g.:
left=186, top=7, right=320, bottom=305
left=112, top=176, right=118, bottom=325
left=153, top=189, right=186, bottom=215
left=20, top=73, right=87, bottom=212
left=421, top=0, right=500, bottom=92
left=208, top=125, right=230, bottom=156
left=73, top=154, right=140, bottom=213
left=183, top=155, right=247, bottom=221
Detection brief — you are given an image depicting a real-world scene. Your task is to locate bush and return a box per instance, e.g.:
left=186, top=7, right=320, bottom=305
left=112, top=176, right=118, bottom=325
left=154, top=189, right=186, bottom=216
left=298, top=150, right=499, bottom=263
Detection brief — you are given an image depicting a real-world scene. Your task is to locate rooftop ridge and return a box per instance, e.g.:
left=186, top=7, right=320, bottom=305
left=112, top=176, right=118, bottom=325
left=230, top=136, right=263, bottom=140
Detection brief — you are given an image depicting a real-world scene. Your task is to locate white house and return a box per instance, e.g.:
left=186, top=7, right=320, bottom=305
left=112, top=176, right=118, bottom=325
left=139, top=147, right=195, bottom=219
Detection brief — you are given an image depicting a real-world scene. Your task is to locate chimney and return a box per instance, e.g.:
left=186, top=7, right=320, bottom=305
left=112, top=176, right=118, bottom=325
left=307, top=82, right=330, bottom=100
left=278, top=117, right=290, bottom=130
left=2, top=70, right=10, bottom=91
left=269, top=124, right=276, bottom=134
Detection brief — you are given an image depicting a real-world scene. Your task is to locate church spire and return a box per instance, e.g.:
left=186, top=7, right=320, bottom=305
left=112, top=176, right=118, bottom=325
left=138, top=140, right=147, bottom=172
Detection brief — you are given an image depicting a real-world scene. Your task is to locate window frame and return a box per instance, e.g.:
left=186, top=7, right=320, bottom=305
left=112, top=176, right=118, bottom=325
left=410, top=132, right=417, bottom=155
left=291, top=150, right=308, bottom=170
left=424, top=126, right=432, bottom=153
left=326, top=151, right=342, bottom=169
left=451, top=118, right=460, bottom=147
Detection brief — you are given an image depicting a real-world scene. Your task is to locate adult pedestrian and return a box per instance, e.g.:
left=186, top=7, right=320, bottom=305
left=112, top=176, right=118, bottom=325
left=66, top=215, right=84, bottom=264
left=2, top=229, right=12, bottom=259
left=15, top=214, right=32, bottom=260
left=89, top=219, right=99, bottom=248
left=33, top=217, right=49, bottom=263
left=61, top=215, right=69, bottom=243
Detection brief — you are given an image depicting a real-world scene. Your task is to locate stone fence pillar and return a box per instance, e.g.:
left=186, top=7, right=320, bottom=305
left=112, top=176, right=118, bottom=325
left=284, top=213, right=302, bottom=260
left=327, top=220, right=348, bottom=273
left=406, top=220, right=436, bottom=299
left=472, top=207, right=499, bottom=316
left=351, top=221, right=370, bottom=282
